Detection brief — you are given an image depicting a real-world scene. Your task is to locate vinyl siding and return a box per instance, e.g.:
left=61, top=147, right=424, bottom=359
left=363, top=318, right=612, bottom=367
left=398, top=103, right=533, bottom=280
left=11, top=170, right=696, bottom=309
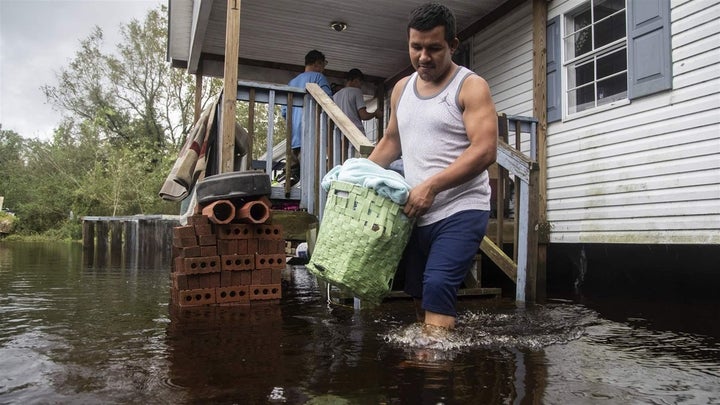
left=543, top=0, right=720, bottom=244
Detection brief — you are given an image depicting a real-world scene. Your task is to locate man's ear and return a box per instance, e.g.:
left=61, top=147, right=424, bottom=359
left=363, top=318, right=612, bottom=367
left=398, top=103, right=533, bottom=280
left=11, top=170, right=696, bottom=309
left=450, top=37, right=460, bottom=53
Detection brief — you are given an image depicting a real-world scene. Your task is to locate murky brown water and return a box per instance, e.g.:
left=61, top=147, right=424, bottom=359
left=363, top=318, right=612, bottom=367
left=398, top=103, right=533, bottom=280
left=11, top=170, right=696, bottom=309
left=1, top=241, right=719, bottom=404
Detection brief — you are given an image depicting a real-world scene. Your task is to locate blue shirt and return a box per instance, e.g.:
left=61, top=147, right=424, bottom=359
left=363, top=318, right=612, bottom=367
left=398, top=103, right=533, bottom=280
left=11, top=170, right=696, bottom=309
left=283, top=72, right=332, bottom=149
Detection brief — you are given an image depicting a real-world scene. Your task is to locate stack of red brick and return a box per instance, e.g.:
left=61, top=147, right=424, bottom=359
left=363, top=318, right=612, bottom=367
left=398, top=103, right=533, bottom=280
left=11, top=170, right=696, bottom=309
left=171, top=212, right=286, bottom=307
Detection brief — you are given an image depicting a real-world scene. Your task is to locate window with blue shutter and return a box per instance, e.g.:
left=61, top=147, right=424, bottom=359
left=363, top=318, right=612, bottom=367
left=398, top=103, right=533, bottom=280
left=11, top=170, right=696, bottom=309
left=627, top=0, right=672, bottom=98
left=547, top=0, right=671, bottom=121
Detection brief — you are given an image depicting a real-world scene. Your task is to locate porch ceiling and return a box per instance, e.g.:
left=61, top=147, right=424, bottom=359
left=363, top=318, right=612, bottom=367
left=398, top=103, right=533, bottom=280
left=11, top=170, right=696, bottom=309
left=168, top=0, right=508, bottom=83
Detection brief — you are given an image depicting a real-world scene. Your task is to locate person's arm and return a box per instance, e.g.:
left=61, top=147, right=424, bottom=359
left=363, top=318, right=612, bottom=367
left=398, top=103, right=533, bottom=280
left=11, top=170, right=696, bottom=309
left=354, top=90, right=380, bottom=121
left=403, top=74, right=497, bottom=218
left=368, top=77, right=408, bottom=168
left=319, top=75, right=333, bottom=96
left=357, top=107, right=380, bottom=121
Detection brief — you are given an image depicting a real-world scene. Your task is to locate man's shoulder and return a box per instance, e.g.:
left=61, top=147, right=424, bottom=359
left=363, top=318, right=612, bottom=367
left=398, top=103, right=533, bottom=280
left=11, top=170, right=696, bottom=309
left=289, top=71, right=328, bottom=86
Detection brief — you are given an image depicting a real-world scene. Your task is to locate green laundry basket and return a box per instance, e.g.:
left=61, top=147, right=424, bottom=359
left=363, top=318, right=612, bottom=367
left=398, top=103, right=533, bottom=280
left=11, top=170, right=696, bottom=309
left=307, top=181, right=413, bottom=305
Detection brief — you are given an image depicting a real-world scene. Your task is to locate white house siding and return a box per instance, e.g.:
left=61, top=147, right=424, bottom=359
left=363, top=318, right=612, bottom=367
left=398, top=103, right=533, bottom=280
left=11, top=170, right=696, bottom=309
left=472, top=0, right=535, bottom=152
left=543, top=0, right=720, bottom=244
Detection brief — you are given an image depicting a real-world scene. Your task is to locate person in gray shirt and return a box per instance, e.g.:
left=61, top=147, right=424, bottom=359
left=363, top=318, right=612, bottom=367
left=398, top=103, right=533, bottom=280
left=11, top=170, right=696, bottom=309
left=333, top=68, right=382, bottom=157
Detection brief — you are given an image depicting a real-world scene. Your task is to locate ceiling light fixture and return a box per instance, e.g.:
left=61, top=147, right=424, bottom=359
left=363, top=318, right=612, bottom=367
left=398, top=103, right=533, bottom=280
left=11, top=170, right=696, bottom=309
left=329, top=21, right=348, bottom=32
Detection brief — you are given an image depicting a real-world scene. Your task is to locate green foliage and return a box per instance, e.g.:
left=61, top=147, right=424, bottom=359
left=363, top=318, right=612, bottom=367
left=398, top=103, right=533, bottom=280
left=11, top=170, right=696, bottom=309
left=0, top=4, right=284, bottom=239
left=0, top=210, right=17, bottom=235
left=0, top=5, right=189, bottom=237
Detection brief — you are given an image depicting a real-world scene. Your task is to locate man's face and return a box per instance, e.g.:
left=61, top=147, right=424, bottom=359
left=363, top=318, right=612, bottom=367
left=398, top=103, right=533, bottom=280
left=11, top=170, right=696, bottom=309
left=408, top=25, right=457, bottom=83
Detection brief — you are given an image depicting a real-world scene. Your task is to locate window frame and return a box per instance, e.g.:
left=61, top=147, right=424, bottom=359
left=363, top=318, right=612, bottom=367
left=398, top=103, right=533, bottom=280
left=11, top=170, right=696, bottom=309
left=546, top=0, right=672, bottom=124
left=561, top=0, right=629, bottom=119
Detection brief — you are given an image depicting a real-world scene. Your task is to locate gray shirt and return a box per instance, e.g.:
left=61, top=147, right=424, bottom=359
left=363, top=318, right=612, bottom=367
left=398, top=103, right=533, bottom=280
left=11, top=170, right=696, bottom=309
left=396, top=66, right=491, bottom=226
left=333, top=86, right=366, bottom=134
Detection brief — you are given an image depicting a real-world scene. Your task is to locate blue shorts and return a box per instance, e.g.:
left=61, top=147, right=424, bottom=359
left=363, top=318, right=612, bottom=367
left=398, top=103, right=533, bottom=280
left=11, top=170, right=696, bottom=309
left=399, top=209, right=489, bottom=317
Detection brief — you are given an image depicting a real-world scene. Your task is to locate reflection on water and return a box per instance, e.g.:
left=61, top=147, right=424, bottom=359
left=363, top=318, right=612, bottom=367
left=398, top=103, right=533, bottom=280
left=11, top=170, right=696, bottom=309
left=1, top=241, right=719, bottom=404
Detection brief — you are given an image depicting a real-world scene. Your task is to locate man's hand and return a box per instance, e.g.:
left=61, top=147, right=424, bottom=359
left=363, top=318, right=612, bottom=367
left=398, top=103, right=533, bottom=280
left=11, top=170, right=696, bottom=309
left=404, top=181, right=436, bottom=218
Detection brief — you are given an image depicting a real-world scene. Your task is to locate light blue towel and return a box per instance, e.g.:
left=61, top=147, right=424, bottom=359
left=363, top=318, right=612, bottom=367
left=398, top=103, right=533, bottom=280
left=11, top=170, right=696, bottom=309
left=321, top=158, right=411, bottom=205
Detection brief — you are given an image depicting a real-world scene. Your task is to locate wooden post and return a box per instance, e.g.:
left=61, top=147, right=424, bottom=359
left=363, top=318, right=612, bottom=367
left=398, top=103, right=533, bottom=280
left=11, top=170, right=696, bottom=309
left=221, top=0, right=241, bottom=173
left=110, top=220, right=123, bottom=267
left=532, top=0, right=548, bottom=300
left=95, top=221, right=109, bottom=268
left=375, top=82, right=385, bottom=141
left=284, top=92, right=294, bottom=198
left=194, top=70, right=203, bottom=123
left=82, top=220, right=95, bottom=267
left=123, top=219, right=138, bottom=269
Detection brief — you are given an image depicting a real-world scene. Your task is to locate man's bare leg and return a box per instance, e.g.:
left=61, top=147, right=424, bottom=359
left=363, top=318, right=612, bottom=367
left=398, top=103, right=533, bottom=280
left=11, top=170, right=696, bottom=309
left=413, top=299, right=424, bottom=322
left=414, top=299, right=455, bottom=329
left=424, top=311, right=455, bottom=330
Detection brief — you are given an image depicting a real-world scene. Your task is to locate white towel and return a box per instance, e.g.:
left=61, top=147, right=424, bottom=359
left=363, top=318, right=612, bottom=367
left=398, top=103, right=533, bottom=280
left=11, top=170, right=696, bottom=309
left=321, top=158, right=411, bottom=204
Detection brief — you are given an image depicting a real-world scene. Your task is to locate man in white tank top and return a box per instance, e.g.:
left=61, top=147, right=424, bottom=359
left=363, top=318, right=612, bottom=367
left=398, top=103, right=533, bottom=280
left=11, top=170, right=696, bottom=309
left=368, top=3, right=497, bottom=331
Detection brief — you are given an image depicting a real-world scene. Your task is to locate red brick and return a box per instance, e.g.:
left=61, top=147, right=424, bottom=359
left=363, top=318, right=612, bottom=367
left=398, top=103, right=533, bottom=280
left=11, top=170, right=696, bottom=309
left=216, top=285, right=250, bottom=304
left=217, top=240, right=238, bottom=255
left=173, top=225, right=196, bottom=239
left=247, top=238, right=258, bottom=254
left=178, top=246, right=201, bottom=258
left=200, top=245, right=218, bottom=257
left=249, top=284, right=282, bottom=301
left=173, top=236, right=198, bottom=248
left=186, top=214, right=209, bottom=225
left=255, top=253, right=285, bottom=270
left=177, top=288, right=216, bottom=307
left=221, top=254, right=255, bottom=271
left=253, top=224, right=284, bottom=240
left=197, top=273, right=221, bottom=289
left=252, top=268, right=272, bottom=285
left=182, top=256, right=221, bottom=275
left=230, top=270, right=252, bottom=285
left=258, top=239, right=285, bottom=254
left=194, top=224, right=213, bottom=236
left=172, top=273, right=189, bottom=290
left=186, top=274, right=201, bottom=289
left=271, top=268, right=282, bottom=284
left=216, top=224, right=254, bottom=239
left=173, top=257, right=184, bottom=273
left=198, top=234, right=217, bottom=246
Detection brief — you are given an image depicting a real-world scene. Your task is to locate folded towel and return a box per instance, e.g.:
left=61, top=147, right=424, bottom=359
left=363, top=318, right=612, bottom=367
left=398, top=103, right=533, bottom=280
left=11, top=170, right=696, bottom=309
left=321, top=158, right=411, bottom=204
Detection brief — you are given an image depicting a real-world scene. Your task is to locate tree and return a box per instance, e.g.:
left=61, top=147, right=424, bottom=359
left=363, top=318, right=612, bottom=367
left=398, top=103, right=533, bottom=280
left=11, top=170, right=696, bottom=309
left=8, top=4, right=285, bottom=237
left=0, top=127, right=26, bottom=212
left=42, top=5, right=221, bottom=154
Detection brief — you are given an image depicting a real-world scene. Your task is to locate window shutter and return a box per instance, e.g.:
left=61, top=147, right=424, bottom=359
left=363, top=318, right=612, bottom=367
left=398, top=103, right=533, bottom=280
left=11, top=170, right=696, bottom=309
left=627, top=0, right=672, bottom=99
left=546, top=16, right=561, bottom=123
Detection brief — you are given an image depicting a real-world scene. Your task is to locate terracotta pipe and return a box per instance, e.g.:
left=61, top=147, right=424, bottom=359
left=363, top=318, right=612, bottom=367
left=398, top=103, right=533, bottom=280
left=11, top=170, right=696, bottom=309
left=236, top=199, right=271, bottom=224
left=201, top=199, right=236, bottom=224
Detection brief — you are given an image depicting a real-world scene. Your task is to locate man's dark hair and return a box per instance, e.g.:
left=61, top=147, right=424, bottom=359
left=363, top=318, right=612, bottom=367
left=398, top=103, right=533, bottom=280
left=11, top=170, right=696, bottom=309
left=305, top=50, right=326, bottom=66
left=347, top=68, right=364, bottom=82
left=407, top=2, right=457, bottom=44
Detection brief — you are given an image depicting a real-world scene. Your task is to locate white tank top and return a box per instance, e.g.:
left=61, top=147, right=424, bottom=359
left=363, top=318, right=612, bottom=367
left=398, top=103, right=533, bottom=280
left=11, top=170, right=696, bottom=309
left=396, top=65, right=491, bottom=226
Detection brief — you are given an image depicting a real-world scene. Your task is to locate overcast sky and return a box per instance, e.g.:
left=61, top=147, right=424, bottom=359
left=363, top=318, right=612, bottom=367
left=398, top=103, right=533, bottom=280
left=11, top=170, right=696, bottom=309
left=1, top=0, right=164, bottom=140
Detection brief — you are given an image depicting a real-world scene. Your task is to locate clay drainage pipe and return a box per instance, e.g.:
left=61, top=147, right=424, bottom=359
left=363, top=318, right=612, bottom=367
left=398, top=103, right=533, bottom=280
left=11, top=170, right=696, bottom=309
left=201, top=200, right=236, bottom=224
left=236, top=200, right=271, bottom=224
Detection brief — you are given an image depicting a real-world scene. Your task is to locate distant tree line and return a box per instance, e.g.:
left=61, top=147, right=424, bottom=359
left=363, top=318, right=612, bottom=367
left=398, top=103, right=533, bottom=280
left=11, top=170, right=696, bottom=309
left=0, top=5, right=286, bottom=239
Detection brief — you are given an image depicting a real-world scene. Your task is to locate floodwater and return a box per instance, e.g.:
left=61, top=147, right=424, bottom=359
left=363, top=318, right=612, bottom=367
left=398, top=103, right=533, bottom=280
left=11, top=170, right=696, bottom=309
left=1, top=241, right=719, bottom=404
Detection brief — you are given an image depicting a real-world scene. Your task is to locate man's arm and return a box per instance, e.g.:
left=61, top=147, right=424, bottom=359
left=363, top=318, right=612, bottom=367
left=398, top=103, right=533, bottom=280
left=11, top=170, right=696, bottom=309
left=357, top=107, right=380, bottom=121
left=404, top=75, right=497, bottom=218
left=368, top=77, right=408, bottom=168
left=319, top=75, right=333, bottom=96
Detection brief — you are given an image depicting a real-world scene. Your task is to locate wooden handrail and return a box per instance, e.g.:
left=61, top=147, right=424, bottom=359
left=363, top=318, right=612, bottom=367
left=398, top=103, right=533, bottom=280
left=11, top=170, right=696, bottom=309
left=305, top=83, right=375, bottom=157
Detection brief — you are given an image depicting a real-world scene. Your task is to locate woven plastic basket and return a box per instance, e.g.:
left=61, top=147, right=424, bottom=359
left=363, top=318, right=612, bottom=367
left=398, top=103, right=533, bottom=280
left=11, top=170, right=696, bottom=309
left=307, top=181, right=413, bottom=305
